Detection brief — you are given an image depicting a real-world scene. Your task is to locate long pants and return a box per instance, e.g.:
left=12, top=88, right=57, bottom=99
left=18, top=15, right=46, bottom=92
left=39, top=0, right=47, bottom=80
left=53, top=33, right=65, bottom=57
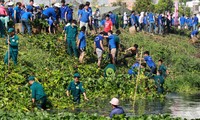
left=149, top=22, right=154, bottom=33
left=0, top=19, right=5, bottom=37
left=193, top=24, right=197, bottom=30
left=67, top=39, right=78, bottom=57
left=159, top=24, right=163, bottom=34
left=36, top=96, right=47, bottom=110
left=22, top=19, right=31, bottom=35
left=4, top=50, right=18, bottom=65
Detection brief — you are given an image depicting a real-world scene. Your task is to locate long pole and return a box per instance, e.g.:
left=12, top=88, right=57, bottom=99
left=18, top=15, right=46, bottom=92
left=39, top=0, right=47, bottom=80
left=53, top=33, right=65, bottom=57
left=7, top=35, right=10, bottom=74
left=133, top=47, right=143, bottom=107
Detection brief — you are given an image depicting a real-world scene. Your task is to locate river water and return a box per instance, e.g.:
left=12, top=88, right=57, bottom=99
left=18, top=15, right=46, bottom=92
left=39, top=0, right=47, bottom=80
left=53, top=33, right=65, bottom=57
left=72, top=93, right=200, bottom=119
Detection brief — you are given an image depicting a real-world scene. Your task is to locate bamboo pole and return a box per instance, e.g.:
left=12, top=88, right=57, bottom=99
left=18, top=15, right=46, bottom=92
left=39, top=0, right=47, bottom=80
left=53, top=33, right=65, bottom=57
left=133, top=47, right=143, bottom=107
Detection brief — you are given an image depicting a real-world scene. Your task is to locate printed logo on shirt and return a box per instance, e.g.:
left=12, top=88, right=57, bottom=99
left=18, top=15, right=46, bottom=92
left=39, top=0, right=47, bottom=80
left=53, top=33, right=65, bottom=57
left=76, top=86, right=79, bottom=89
left=12, top=39, right=15, bottom=42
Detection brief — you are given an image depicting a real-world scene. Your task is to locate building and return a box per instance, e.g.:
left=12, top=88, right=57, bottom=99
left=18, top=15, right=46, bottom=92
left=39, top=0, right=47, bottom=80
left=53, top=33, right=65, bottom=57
left=186, top=0, right=200, bottom=20
left=186, top=0, right=200, bottom=14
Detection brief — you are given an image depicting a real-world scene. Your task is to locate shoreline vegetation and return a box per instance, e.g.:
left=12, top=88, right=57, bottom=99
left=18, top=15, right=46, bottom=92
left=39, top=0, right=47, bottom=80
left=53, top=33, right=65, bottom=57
left=0, top=29, right=199, bottom=119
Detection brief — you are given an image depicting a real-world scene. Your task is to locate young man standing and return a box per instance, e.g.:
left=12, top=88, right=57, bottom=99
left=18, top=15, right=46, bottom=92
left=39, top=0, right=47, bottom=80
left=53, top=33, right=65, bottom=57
left=65, top=20, right=78, bottom=57
left=4, top=28, right=19, bottom=65
left=94, top=32, right=104, bottom=68
left=66, top=73, right=88, bottom=103
left=60, top=0, right=67, bottom=23
left=193, top=14, right=199, bottom=30
left=104, top=15, right=113, bottom=34
left=28, top=76, right=47, bottom=110
left=26, top=0, right=34, bottom=13
left=79, top=4, right=91, bottom=32
left=77, top=26, right=87, bottom=63
left=180, top=14, right=186, bottom=30
left=107, top=30, right=117, bottom=64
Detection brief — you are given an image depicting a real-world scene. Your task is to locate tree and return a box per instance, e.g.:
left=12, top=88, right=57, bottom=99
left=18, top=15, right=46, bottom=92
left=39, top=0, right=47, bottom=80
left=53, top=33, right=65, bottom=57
left=133, top=0, right=155, bottom=13
left=154, top=0, right=174, bottom=13
left=178, top=0, right=192, bottom=17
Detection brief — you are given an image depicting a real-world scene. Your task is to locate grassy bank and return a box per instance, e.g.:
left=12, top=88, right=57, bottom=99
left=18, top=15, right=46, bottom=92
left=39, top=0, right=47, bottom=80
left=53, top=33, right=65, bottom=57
left=0, top=31, right=199, bottom=118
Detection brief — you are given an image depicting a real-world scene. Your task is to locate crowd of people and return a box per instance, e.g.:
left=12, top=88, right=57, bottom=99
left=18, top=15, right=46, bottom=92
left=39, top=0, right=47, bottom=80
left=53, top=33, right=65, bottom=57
left=0, top=0, right=193, bottom=118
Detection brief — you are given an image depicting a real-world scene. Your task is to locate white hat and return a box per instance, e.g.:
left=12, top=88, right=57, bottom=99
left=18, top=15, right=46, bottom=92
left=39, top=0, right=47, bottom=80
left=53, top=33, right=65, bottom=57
left=110, top=98, right=119, bottom=106
left=54, top=3, right=61, bottom=8
left=33, top=3, right=39, bottom=7
left=7, top=2, right=14, bottom=6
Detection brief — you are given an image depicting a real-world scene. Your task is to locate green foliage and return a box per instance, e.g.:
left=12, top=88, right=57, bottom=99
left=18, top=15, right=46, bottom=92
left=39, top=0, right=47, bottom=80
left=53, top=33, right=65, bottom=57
left=133, top=0, right=155, bottom=12
left=154, top=0, right=174, bottom=13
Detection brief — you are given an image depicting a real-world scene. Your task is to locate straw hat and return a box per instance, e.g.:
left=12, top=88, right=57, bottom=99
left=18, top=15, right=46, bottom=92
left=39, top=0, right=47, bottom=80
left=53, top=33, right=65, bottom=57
left=110, top=98, right=119, bottom=106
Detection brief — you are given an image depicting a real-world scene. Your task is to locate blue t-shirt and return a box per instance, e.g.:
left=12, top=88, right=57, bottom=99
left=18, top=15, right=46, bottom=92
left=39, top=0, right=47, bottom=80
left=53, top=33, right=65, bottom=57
left=66, top=7, right=73, bottom=21
left=193, top=16, right=199, bottom=25
left=109, top=107, right=125, bottom=118
left=8, top=7, right=14, bottom=17
left=108, top=35, right=116, bottom=49
left=158, top=15, right=162, bottom=25
left=21, top=12, right=32, bottom=20
left=60, top=5, right=67, bottom=19
left=88, top=7, right=92, bottom=16
left=189, top=18, right=193, bottom=27
left=42, top=7, right=56, bottom=20
left=78, top=9, right=82, bottom=17
left=131, top=14, right=136, bottom=25
left=80, top=9, right=90, bottom=23
left=143, top=16, right=147, bottom=25
left=110, top=13, right=116, bottom=25
left=94, top=35, right=104, bottom=50
left=26, top=5, right=33, bottom=12
left=144, top=56, right=156, bottom=68
left=100, top=19, right=106, bottom=26
left=191, top=30, right=198, bottom=36
left=12, top=6, right=22, bottom=19
left=180, top=16, right=185, bottom=25
left=148, top=13, right=154, bottom=23
left=78, top=31, right=86, bottom=49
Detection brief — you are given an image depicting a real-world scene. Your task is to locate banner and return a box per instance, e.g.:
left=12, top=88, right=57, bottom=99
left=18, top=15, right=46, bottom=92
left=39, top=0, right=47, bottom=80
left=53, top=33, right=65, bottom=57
left=174, top=1, right=179, bottom=26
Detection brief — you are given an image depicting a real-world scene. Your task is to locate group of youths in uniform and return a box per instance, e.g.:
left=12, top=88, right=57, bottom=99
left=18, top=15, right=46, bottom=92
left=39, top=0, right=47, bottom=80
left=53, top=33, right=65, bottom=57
left=1, top=0, right=171, bottom=118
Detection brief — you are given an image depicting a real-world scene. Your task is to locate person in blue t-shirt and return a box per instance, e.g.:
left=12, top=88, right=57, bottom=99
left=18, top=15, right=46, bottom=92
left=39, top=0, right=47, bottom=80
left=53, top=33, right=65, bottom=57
left=86, top=1, right=93, bottom=31
left=12, top=2, right=22, bottom=23
left=191, top=29, right=199, bottom=38
left=180, top=14, right=186, bottom=29
left=109, top=98, right=125, bottom=118
left=138, top=51, right=156, bottom=77
left=94, top=32, right=105, bottom=68
left=65, top=4, right=73, bottom=23
left=131, top=11, right=136, bottom=27
left=77, top=26, right=86, bottom=63
left=193, top=14, right=199, bottom=30
left=188, top=17, right=193, bottom=30
left=107, top=30, right=117, bottom=64
left=157, top=14, right=163, bottom=34
left=109, top=11, right=116, bottom=25
left=60, top=0, right=67, bottom=23
left=148, top=12, right=155, bottom=33
left=7, top=2, right=14, bottom=20
left=21, top=10, right=32, bottom=35
left=143, top=51, right=156, bottom=75
left=78, top=4, right=84, bottom=17
left=42, top=7, right=57, bottom=20
left=79, top=4, right=91, bottom=32
left=26, top=0, right=34, bottom=13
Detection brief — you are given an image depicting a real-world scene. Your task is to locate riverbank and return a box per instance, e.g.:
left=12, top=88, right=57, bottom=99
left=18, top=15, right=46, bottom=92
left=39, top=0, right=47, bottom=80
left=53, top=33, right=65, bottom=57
left=0, top=31, right=199, bottom=118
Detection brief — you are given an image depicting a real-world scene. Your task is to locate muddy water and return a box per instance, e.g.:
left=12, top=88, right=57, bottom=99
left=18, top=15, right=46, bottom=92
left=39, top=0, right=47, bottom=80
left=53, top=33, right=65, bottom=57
left=74, top=93, right=200, bottom=119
